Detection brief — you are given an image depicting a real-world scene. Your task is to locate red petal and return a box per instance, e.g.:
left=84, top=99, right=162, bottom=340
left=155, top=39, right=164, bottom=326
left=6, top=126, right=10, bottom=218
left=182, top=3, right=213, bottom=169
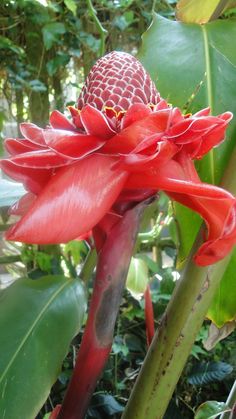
left=4, top=138, right=42, bottom=155
left=125, top=156, right=236, bottom=266
left=9, top=149, right=71, bottom=168
left=80, top=105, right=116, bottom=139
left=43, top=129, right=104, bottom=158
left=20, top=122, right=45, bottom=146
left=6, top=155, right=128, bottom=244
left=192, top=112, right=233, bottom=159
left=121, top=103, right=152, bottom=129
left=68, top=106, right=84, bottom=129
left=114, top=141, right=178, bottom=172
left=10, top=192, right=36, bottom=216
left=50, top=110, right=76, bottom=131
left=20, top=123, right=46, bottom=146
left=193, top=107, right=210, bottom=117
left=102, top=109, right=172, bottom=154
left=0, top=160, right=52, bottom=194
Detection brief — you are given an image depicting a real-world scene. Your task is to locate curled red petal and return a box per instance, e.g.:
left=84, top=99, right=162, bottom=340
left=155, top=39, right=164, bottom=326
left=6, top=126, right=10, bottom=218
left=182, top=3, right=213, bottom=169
left=50, top=110, right=76, bottom=131
left=102, top=109, right=172, bottom=154
left=166, top=112, right=233, bottom=159
left=43, top=129, right=104, bottom=158
left=68, top=106, right=84, bottom=129
left=8, top=149, right=71, bottom=168
left=9, top=192, right=36, bottom=216
left=4, top=138, right=42, bottom=155
left=20, top=123, right=46, bottom=146
left=0, top=160, right=52, bottom=194
left=125, top=156, right=236, bottom=266
left=193, top=107, right=210, bottom=117
left=155, top=99, right=169, bottom=110
left=6, top=155, right=128, bottom=244
left=80, top=105, right=116, bottom=139
left=121, top=103, right=152, bottom=129
left=193, top=112, right=233, bottom=159
left=114, top=140, right=178, bottom=172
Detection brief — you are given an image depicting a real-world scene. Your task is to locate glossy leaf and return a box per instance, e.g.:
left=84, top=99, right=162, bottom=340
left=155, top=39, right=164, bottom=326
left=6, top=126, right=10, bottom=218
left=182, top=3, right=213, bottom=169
left=0, top=177, right=25, bottom=208
left=139, top=14, right=236, bottom=263
left=126, top=256, right=149, bottom=300
left=0, top=275, right=86, bottom=419
left=207, top=248, right=236, bottom=327
left=176, top=0, right=230, bottom=23
left=195, top=401, right=230, bottom=419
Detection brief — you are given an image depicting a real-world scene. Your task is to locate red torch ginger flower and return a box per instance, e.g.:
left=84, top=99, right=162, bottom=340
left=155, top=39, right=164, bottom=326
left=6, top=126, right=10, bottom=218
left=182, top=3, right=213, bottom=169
left=1, top=51, right=235, bottom=266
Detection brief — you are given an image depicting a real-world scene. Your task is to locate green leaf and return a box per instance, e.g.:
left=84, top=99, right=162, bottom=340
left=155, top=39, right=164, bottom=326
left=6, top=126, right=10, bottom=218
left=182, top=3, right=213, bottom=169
left=0, top=36, right=24, bottom=55
left=139, top=14, right=236, bottom=263
left=0, top=275, right=86, bottom=419
left=207, top=248, right=236, bottom=327
left=64, top=240, right=87, bottom=266
left=188, top=361, right=233, bottom=386
left=195, top=401, right=230, bottom=419
left=64, top=0, right=77, bottom=16
left=42, top=22, right=66, bottom=50
left=126, top=257, right=149, bottom=300
left=176, top=0, right=230, bottom=23
left=46, top=53, right=70, bottom=76
left=0, top=178, right=25, bottom=208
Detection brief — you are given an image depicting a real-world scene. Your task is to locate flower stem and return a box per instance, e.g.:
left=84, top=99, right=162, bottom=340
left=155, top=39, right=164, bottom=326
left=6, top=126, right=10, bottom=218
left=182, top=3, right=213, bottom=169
left=86, top=0, right=107, bottom=57
left=58, top=201, right=149, bottom=419
left=144, top=285, right=155, bottom=346
left=122, top=147, right=236, bottom=419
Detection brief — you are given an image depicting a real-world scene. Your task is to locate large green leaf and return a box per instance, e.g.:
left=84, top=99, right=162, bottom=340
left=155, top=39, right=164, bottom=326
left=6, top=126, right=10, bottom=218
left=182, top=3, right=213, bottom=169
left=207, top=248, right=236, bottom=327
left=0, top=275, right=86, bottom=419
left=138, top=14, right=236, bottom=263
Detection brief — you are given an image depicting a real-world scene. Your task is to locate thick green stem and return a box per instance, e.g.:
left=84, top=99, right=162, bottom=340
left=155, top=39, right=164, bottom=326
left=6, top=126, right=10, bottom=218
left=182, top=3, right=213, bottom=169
left=122, top=148, right=236, bottom=419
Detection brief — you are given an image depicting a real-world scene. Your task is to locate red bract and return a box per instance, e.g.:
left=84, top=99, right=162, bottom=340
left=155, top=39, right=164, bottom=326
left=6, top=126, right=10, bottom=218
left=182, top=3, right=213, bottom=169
left=1, top=51, right=235, bottom=266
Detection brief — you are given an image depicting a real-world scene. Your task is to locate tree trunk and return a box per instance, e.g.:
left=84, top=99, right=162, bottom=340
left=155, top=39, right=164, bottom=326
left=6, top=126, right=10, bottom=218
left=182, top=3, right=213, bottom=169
left=25, top=23, right=49, bottom=127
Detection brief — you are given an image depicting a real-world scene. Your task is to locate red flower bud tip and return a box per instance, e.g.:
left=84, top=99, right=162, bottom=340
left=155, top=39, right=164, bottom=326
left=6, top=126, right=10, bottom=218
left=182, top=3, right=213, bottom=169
left=78, top=51, right=160, bottom=113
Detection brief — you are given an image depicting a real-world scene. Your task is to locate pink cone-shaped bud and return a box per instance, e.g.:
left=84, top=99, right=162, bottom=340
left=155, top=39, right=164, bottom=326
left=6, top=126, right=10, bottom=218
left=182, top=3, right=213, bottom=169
left=78, top=51, right=160, bottom=113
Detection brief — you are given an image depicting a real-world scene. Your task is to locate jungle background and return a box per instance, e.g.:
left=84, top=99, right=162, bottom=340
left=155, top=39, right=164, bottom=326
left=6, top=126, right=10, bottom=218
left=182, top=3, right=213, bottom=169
left=0, top=1, right=235, bottom=418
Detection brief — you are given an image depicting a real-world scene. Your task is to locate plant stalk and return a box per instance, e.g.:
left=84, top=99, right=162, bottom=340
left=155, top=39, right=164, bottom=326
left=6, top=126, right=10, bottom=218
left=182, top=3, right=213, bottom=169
left=144, top=285, right=155, bottom=346
left=220, top=380, right=236, bottom=419
left=86, top=0, right=107, bottom=57
left=122, top=144, right=236, bottom=419
left=57, top=201, right=148, bottom=419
